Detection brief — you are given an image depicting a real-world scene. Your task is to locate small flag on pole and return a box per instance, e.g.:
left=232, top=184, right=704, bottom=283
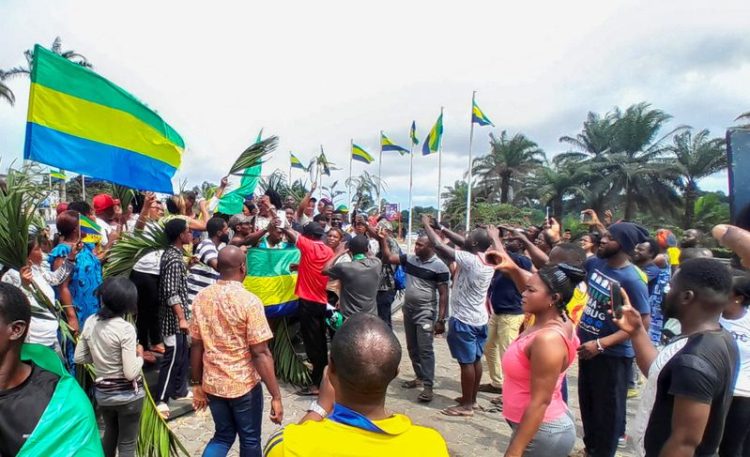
left=24, top=45, right=183, bottom=194
left=410, top=121, right=419, bottom=145
left=380, top=132, right=409, bottom=155
left=50, top=169, right=66, bottom=181
left=319, top=148, right=331, bottom=176
left=352, top=144, right=374, bottom=164
left=79, top=214, right=102, bottom=244
left=422, top=113, right=444, bottom=156
left=472, top=100, right=494, bottom=126
left=290, top=153, right=306, bottom=170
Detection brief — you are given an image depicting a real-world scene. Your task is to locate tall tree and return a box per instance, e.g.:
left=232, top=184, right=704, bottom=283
left=440, top=180, right=470, bottom=229
left=668, top=129, right=727, bottom=228
left=345, top=171, right=382, bottom=212
left=473, top=131, right=545, bottom=204
left=558, top=111, right=616, bottom=161
left=0, top=72, right=14, bottom=106
left=521, top=157, right=588, bottom=220
left=606, top=102, right=685, bottom=220
left=3, top=36, right=93, bottom=80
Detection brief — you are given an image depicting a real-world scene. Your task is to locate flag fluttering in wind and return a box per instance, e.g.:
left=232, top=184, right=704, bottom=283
left=23, top=45, right=183, bottom=194
left=352, top=144, right=374, bottom=164
left=79, top=214, right=102, bottom=244
left=49, top=169, right=65, bottom=181
left=410, top=121, right=419, bottom=146
left=290, top=153, right=306, bottom=170
left=380, top=132, right=409, bottom=155
left=243, top=247, right=301, bottom=318
left=471, top=99, right=494, bottom=126
left=218, top=132, right=269, bottom=215
left=422, top=113, right=444, bottom=155
left=319, top=147, right=331, bottom=176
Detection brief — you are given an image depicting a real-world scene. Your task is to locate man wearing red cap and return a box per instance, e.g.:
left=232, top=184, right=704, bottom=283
left=92, top=194, right=122, bottom=247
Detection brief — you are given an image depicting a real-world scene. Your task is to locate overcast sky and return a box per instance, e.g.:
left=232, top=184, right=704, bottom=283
left=1, top=0, right=748, bottom=209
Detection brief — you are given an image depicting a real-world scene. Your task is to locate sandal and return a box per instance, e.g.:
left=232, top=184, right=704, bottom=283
left=490, top=396, right=503, bottom=406
left=440, top=406, right=474, bottom=417
left=295, top=386, right=319, bottom=396
left=156, top=402, right=170, bottom=419
left=453, top=397, right=483, bottom=410
left=401, top=379, right=423, bottom=389
left=417, top=388, right=434, bottom=402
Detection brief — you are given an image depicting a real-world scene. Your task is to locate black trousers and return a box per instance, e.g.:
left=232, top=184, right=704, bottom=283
left=377, top=290, right=396, bottom=328
left=297, top=299, right=328, bottom=387
left=100, top=397, right=144, bottom=457
left=578, top=354, right=630, bottom=457
left=720, top=396, right=750, bottom=457
left=155, top=333, right=189, bottom=403
left=130, top=270, right=161, bottom=348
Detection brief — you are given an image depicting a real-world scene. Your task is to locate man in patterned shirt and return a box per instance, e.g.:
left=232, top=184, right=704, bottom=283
left=191, top=245, right=283, bottom=456
left=155, top=218, right=192, bottom=417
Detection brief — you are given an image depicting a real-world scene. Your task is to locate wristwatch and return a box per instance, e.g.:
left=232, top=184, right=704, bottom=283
left=307, top=401, right=329, bottom=418
left=189, top=379, right=202, bottom=386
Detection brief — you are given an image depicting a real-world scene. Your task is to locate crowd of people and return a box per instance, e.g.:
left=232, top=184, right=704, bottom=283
left=1, top=174, right=750, bottom=457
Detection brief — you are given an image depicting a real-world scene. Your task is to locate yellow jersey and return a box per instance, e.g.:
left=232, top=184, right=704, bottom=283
left=263, top=406, right=449, bottom=457
left=667, top=247, right=681, bottom=267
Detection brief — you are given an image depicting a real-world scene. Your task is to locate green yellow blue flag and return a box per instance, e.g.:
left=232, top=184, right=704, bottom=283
left=422, top=113, right=443, bottom=156
left=17, top=344, right=103, bottom=457
left=290, top=152, right=306, bottom=170
left=472, top=99, right=494, bottom=126
left=23, top=45, right=183, bottom=194
left=49, top=169, right=65, bottom=181
left=410, top=121, right=419, bottom=145
left=79, top=214, right=102, bottom=244
left=380, top=132, right=409, bottom=155
left=243, top=247, right=301, bottom=318
left=352, top=144, right=374, bottom=164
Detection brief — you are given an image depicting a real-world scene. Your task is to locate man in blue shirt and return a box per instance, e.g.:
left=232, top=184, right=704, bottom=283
left=478, top=238, right=532, bottom=396
left=577, top=222, right=651, bottom=457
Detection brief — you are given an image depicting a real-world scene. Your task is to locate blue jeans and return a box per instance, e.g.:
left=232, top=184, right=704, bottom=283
left=203, top=384, right=263, bottom=457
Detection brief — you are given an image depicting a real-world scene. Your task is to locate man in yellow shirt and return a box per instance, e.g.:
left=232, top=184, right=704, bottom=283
left=263, top=313, right=449, bottom=457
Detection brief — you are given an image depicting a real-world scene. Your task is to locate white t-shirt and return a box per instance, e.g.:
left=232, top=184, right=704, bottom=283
left=132, top=221, right=164, bottom=275
left=95, top=216, right=115, bottom=246
left=449, top=250, right=494, bottom=327
left=721, top=311, right=750, bottom=397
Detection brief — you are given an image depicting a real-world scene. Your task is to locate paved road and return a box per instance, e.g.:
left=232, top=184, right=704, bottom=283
left=171, top=310, right=640, bottom=456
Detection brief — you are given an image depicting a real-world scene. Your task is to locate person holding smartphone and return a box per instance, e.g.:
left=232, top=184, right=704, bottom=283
left=576, top=222, right=651, bottom=457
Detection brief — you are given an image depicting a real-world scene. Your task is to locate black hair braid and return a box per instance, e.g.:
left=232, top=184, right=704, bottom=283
left=538, top=263, right=586, bottom=322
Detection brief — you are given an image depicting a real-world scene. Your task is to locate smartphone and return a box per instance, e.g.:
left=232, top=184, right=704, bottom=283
left=276, top=209, right=288, bottom=228
left=545, top=206, right=551, bottom=223
left=580, top=211, right=592, bottom=223
left=610, top=280, right=623, bottom=319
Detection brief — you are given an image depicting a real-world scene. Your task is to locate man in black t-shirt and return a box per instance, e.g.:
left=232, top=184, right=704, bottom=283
left=0, top=283, right=101, bottom=456
left=614, top=258, right=739, bottom=457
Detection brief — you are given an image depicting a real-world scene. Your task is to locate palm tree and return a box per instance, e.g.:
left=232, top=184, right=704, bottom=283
left=667, top=129, right=727, bottom=228
left=734, top=111, right=750, bottom=128
left=604, top=102, right=685, bottom=220
left=558, top=111, right=616, bottom=161
left=3, top=36, right=93, bottom=80
left=440, top=180, right=469, bottom=228
left=522, top=157, right=588, bottom=220
left=473, top=131, right=545, bottom=204
left=345, top=171, right=382, bottom=212
left=0, top=72, right=14, bottom=106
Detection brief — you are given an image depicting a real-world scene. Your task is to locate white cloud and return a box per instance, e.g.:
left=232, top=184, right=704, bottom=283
left=0, top=0, right=746, bottom=207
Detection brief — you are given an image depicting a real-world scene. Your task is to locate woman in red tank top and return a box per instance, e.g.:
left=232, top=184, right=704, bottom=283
left=488, top=251, right=585, bottom=457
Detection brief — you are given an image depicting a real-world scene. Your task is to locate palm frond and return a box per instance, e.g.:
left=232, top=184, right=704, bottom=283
left=270, top=317, right=312, bottom=386
left=229, top=136, right=278, bottom=176
left=103, top=221, right=168, bottom=277
left=111, top=184, right=136, bottom=210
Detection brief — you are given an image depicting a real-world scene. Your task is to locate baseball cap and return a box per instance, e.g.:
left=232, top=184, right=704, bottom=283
left=92, top=194, right=116, bottom=213
left=56, top=202, right=69, bottom=215
left=302, top=221, right=325, bottom=238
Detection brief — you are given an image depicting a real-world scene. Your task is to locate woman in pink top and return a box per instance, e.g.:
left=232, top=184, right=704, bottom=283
left=495, top=261, right=585, bottom=457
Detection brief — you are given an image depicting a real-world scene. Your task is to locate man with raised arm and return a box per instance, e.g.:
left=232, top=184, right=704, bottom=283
left=421, top=215, right=495, bottom=417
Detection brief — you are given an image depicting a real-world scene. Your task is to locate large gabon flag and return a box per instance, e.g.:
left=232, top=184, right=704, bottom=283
left=24, top=45, right=183, bottom=194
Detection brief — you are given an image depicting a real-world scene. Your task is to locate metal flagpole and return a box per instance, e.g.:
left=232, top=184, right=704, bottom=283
left=289, top=152, right=292, bottom=187
left=349, top=139, right=353, bottom=211
left=81, top=174, right=86, bottom=201
left=466, top=91, right=476, bottom=233
left=437, top=107, right=444, bottom=222
left=407, top=140, right=415, bottom=253
left=378, top=132, right=383, bottom=213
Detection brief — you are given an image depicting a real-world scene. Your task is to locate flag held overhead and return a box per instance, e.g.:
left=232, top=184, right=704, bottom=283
left=410, top=121, right=419, bottom=146
left=23, top=45, right=183, bottom=194
left=290, top=152, right=306, bottom=170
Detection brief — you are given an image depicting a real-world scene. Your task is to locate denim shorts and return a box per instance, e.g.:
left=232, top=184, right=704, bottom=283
left=507, top=410, right=576, bottom=457
left=446, top=317, right=488, bottom=364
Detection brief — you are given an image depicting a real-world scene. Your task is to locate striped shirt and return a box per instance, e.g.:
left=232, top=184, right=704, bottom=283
left=159, top=246, right=189, bottom=337
left=187, top=240, right=224, bottom=306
